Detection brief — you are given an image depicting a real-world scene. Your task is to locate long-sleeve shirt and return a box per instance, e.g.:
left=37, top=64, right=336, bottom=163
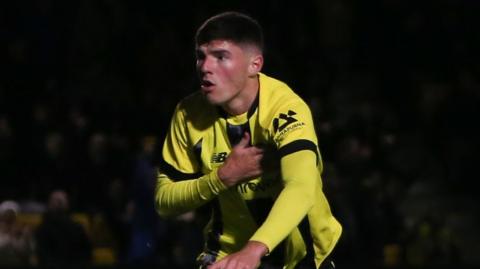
left=155, top=73, right=342, bottom=269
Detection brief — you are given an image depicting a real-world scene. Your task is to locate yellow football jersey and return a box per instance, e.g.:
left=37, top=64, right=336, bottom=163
left=155, top=73, right=342, bottom=268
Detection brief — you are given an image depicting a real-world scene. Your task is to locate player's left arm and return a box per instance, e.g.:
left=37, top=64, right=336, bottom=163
left=248, top=99, right=321, bottom=252
left=249, top=147, right=317, bottom=251
left=209, top=99, right=321, bottom=268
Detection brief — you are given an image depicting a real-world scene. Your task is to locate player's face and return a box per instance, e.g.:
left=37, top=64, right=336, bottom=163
left=196, top=40, right=255, bottom=106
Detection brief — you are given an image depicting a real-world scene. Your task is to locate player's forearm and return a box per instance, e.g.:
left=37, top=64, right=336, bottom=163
left=250, top=150, right=317, bottom=251
left=155, top=169, right=227, bottom=217
left=250, top=182, right=314, bottom=251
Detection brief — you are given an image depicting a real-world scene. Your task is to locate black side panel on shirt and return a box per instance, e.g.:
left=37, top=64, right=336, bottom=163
left=158, top=158, right=203, bottom=181
left=296, top=216, right=316, bottom=268
left=205, top=199, right=223, bottom=259
left=246, top=198, right=285, bottom=267
left=193, top=138, right=203, bottom=165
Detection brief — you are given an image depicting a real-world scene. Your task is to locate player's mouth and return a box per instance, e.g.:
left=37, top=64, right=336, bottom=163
left=200, top=79, right=215, bottom=92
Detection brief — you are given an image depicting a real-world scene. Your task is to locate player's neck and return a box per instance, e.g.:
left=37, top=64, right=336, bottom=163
left=222, top=76, right=259, bottom=116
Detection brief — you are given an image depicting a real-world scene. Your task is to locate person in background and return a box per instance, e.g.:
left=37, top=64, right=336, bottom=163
left=0, top=200, right=33, bottom=266
left=35, top=190, right=92, bottom=267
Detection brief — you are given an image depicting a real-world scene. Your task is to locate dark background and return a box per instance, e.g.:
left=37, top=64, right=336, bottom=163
left=1, top=0, right=479, bottom=268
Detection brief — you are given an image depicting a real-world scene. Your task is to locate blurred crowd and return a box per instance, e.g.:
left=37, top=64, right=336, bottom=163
left=1, top=0, right=479, bottom=268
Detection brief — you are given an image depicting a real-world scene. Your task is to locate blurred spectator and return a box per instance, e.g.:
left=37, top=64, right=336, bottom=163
left=35, top=190, right=92, bottom=267
left=102, top=178, right=132, bottom=264
left=0, top=200, right=33, bottom=266
left=404, top=216, right=460, bottom=267
left=127, top=136, right=167, bottom=266
left=169, top=211, right=204, bottom=269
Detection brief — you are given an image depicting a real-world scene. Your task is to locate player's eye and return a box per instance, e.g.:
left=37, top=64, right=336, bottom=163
left=213, top=51, right=229, bottom=61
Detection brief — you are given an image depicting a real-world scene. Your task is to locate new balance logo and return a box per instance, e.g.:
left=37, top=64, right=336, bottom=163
left=273, top=110, right=298, bottom=132
left=211, top=152, right=227, bottom=163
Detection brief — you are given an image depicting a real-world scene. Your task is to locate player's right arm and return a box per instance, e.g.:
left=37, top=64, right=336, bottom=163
left=155, top=169, right=226, bottom=217
left=155, top=104, right=263, bottom=217
left=155, top=103, right=227, bottom=217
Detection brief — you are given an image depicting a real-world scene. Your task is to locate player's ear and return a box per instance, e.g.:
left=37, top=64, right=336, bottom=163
left=248, top=54, right=263, bottom=77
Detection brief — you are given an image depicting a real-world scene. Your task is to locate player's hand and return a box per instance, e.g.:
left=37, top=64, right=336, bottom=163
left=207, top=241, right=268, bottom=269
left=218, top=132, right=263, bottom=187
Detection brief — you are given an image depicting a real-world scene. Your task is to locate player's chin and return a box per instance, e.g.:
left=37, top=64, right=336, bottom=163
left=203, top=94, right=224, bottom=106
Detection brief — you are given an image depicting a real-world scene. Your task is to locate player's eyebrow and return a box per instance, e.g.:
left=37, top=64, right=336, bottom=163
left=210, top=49, right=231, bottom=57
left=196, top=48, right=231, bottom=59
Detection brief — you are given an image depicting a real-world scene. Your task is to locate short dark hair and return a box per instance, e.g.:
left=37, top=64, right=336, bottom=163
left=195, top=11, right=264, bottom=52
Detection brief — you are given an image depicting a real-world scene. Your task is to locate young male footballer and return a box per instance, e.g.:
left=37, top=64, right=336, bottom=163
left=155, top=11, right=342, bottom=269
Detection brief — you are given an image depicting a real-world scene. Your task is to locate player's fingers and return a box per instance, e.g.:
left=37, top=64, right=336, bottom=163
left=236, top=132, right=251, bottom=148
left=248, top=147, right=264, bottom=156
left=253, top=154, right=264, bottom=162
